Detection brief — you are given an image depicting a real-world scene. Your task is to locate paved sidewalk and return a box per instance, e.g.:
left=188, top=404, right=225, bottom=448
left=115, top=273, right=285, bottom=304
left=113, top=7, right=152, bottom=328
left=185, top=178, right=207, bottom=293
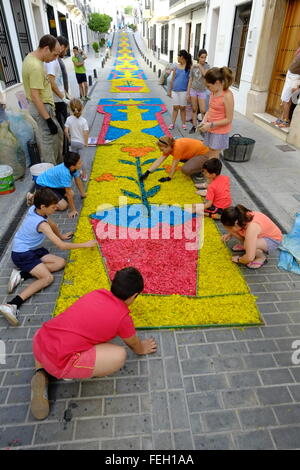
left=0, top=32, right=300, bottom=450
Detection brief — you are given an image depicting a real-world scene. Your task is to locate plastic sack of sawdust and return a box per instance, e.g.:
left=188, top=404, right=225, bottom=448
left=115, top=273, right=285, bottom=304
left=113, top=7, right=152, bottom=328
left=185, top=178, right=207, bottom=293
left=6, top=110, right=34, bottom=167
left=0, top=120, right=26, bottom=179
left=278, top=213, right=300, bottom=275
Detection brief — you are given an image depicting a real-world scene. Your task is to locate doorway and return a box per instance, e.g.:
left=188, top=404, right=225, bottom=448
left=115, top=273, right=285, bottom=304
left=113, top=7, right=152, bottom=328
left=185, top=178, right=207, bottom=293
left=58, top=11, right=70, bottom=56
left=185, top=22, right=191, bottom=53
left=266, top=0, right=300, bottom=117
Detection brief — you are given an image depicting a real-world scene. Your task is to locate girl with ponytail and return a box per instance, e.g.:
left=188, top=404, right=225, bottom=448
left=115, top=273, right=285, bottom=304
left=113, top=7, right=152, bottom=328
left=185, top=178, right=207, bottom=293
left=167, top=50, right=192, bottom=131
left=220, top=205, right=282, bottom=269
left=64, top=98, right=89, bottom=181
left=197, top=66, right=234, bottom=158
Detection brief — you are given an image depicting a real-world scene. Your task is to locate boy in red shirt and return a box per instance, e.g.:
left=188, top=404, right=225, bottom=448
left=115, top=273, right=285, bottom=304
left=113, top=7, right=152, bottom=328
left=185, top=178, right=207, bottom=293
left=31, top=267, right=157, bottom=420
left=196, top=158, right=232, bottom=219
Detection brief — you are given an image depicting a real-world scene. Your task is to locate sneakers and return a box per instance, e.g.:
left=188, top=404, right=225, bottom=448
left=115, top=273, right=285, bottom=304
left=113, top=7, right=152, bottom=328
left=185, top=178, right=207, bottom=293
left=85, top=96, right=91, bottom=101
left=0, top=304, right=19, bottom=326
left=31, top=370, right=49, bottom=420
left=168, top=123, right=174, bottom=130
left=26, top=192, right=34, bottom=207
left=7, top=269, right=22, bottom=294
left=182, top=124, right=187, bottom=130
left=189, top=126, right=196, bottom=134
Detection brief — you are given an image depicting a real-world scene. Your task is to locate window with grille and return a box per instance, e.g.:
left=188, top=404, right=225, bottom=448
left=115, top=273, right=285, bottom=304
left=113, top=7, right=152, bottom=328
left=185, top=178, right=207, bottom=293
left=228, top=2, right=252, bottom=88
left=178, top=27, right=182, bottom=54
left=0, top=1, right=19, bottom=87
left=161, top=24, right=168, bottom=55
left=10, top=0, right=32, bottom=60
left=194, top=23, right=201, bottom=60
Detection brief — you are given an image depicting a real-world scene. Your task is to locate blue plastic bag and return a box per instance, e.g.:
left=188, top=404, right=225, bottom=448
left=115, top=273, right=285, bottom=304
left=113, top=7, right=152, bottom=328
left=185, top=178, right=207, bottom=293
left=6, top=110, right=34, bottom=167
left=278, top=213, right=300, bottom=275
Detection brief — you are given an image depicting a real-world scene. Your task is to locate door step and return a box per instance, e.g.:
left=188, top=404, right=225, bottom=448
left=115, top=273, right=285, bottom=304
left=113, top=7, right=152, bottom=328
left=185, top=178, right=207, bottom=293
left=253, top=113, right=289, bottom=142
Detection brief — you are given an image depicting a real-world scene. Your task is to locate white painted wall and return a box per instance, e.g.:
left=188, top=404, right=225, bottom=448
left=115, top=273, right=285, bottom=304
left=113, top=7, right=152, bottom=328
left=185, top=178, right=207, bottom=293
left=206, top=0, right=265, bottom=114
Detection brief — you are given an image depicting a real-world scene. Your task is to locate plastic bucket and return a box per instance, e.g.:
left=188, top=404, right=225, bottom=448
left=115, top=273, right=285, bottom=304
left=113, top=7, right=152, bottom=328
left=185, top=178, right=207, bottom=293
left=0, top=165, right=15, bottom=195
left=30, top=163, right=53, bottom=182
left=223, top=134, right=256, bottom=162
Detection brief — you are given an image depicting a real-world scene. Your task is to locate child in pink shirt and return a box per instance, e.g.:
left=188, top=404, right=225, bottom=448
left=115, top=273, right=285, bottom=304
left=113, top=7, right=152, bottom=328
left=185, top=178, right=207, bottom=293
left=221, top=204, right=282, bottom=269
left=31, top=267, right=157, bottom=420
left=196, top=158, right=232, bottom=219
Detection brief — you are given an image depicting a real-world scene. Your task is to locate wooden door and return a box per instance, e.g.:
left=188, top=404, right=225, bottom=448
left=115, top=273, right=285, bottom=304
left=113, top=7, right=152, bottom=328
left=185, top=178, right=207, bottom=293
left=266, top=0, right=300, bottom=116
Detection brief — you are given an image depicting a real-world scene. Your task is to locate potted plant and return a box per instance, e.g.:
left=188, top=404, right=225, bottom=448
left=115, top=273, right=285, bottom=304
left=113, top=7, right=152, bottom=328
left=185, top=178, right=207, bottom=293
left=92, top=41, right=99, bottom=57
left=99, top=38, right=106, bottom=48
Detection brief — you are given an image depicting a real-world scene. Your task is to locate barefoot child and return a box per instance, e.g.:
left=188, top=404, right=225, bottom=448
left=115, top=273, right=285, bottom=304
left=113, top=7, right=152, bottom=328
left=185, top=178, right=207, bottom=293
left=220, top=205, right=283, bottom=269
left=64, top=98, right=89, bottom=181
left=196, top=158, right=232, bottom=219
left=28, top=152, right=85, bottom=218
left=31, top=267, right=157, bottom=420
left=198, top=67, right=234, bottom=158
left=140, top=136, right=214, bottom=182
left=0, top=188, right=96, bottom=326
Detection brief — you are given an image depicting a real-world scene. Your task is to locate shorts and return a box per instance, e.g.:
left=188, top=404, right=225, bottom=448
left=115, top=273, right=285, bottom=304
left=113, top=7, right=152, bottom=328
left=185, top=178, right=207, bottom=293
left=76, top=73, right=87, bottom=84
left=172, top=91, right=187, bottom=107
left=204, top=132, right=229, bottom=150
left=35, top=183, right=66, bottom=201
left=33, top=331, right=96, bottom=379
left=190, top=88, right=207, bottom=99
left=204, top=205, right=223, bottom=216
left=263, top=237, right=281, bottom=252
left=281, top=70, right=300, bottom=102
left=11, top=247, right=49, bottom=273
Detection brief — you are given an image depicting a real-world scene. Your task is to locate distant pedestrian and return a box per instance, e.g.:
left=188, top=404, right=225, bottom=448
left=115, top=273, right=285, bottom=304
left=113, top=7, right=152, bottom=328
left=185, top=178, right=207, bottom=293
left=22, top=34, right=63, bottom=165
left=221, top=205, right=282, bottom=269
left=187, top=49, right=210, bottom=134
left=167, top=50, right=192, bottom=131
left=0, top=188, right=96, bottom=326
left=64, top=98, right=89, bottom=182
left=72, top=46, right=90, bottom=101
left=30, top=267, right=156, bottom=420
left=197, top=67, right=234, bottom=159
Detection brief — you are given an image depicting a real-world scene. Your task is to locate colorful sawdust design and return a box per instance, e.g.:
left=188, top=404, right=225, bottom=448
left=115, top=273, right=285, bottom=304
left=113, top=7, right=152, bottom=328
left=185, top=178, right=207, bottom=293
left=55, top=91, right=262, bottom=329
left=110, top=33, right=150, bottom=93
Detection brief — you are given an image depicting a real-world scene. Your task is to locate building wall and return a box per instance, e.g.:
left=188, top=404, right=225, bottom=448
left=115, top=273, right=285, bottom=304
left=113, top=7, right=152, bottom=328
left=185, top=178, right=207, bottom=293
left=205, top=0, right=265, bottom=114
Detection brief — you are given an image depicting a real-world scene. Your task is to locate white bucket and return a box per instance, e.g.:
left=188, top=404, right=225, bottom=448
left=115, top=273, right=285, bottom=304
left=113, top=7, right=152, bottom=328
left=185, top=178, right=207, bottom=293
left=0, top=165, right=15, bottom=195
left=30, top=163, right=53, bottom=182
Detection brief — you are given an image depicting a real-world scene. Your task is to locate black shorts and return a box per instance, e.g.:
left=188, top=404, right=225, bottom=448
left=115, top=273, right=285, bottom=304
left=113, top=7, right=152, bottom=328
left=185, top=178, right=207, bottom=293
left=35, top=184, right=66, bottom=201
left=12, top=247, right=49, bottom=273
left=76, top=73, right=87, bottom=84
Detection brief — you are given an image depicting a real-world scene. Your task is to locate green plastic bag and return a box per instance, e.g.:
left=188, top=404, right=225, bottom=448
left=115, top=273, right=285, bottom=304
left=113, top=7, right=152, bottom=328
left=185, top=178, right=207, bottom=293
left=0, top=120, right=26, bottom=179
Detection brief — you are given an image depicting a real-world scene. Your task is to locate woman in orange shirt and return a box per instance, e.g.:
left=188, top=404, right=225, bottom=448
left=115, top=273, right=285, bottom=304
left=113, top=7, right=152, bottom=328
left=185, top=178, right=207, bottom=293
left=221, top=205, right=283, bottom=269
left=140, top=136, right=214, bottom=182
left=198, top=67, right=234, bottom=158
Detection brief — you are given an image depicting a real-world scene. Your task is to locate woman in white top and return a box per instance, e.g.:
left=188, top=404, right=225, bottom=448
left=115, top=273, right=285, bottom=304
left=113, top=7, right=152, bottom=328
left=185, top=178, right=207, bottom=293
left=64, top=98, right=89, bottom=181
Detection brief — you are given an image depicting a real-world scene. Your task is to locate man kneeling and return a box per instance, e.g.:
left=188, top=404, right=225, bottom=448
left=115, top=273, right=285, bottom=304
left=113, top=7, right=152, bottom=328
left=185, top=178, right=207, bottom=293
left=31, top=267, right=156, bottom=420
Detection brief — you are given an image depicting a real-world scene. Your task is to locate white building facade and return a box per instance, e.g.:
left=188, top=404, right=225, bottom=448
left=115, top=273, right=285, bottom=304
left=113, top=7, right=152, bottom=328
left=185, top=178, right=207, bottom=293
left=1, top=0, right=96, bottom=109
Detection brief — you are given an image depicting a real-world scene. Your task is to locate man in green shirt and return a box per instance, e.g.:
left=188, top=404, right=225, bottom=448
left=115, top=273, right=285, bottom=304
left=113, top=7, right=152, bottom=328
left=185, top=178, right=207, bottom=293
left=72, top=46, right=90, bottom=101
left=22, top=34, right=63, bottom=165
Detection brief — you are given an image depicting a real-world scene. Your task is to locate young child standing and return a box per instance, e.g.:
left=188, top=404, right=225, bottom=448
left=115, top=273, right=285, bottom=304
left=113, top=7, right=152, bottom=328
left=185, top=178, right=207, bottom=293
left=198, top=67, right=234, bottom=158
left=196, top=158, right=232, bottom=219
left=0, top=188, right=96, bottom=326
left=220, top=205, right=283, bottom=269
left=64, top=98, right=89, bottom=182
left=28, top=152, right=86, bottom=218
left=167, top=50, right=192, bottom=131
left=187, top=49, right=210, bottom=134
left=31, top=267, right=157, bottom=420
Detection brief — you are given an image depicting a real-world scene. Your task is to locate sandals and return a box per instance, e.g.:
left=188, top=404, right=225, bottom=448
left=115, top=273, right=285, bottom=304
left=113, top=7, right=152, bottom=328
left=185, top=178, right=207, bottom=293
left=246, top=258, right=268, bottom=269
left=277, top=120, right=290, bottom=128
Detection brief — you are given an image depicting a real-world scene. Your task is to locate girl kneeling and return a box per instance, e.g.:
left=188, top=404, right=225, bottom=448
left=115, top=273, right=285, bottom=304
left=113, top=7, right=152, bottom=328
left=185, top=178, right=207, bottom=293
left=221, top=205, right=282, bottom=269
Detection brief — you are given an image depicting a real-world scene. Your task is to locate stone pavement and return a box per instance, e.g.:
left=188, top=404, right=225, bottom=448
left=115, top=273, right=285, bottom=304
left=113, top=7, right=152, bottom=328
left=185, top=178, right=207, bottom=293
left=0, top=32, right=300, bottom=450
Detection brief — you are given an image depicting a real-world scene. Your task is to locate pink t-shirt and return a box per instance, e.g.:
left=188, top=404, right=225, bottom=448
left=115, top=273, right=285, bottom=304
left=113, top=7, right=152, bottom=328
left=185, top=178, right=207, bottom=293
left=238, top=212, right=283, bottom=242
left=206, top=175, right=232, bottom=209
left=34, top=289, right=136, bottom=370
